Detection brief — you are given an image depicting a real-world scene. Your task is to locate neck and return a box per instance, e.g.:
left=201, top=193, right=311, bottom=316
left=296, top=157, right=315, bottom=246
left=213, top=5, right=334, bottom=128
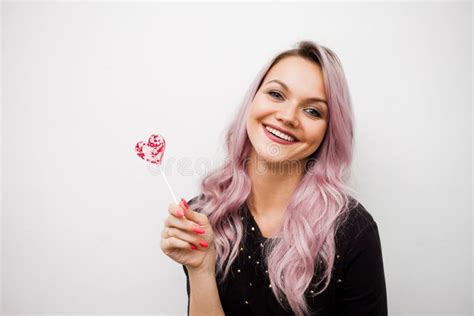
left=246, top=149, right=305, bottom=218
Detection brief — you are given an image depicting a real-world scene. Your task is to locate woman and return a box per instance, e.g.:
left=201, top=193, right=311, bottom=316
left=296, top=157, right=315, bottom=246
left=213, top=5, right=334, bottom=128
left=160, top=40, right=388, bottom=316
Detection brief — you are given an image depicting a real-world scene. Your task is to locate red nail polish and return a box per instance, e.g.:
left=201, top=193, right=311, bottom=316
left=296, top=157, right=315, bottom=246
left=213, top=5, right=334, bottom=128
left=191, top=244, right=197, bottom=250
left=199, top=240, right=208, bottom=248
left=181, top=198, right=189, bottom=210
left=175, top=208, right=184, bottom=217
left=192, top=226, right=205, bottom=234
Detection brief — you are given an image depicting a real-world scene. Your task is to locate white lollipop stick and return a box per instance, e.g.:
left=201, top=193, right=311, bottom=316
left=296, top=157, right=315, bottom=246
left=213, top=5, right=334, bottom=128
left=159, top=164, right=178, bottom=204
left=135, top=134, right=179, bottom=205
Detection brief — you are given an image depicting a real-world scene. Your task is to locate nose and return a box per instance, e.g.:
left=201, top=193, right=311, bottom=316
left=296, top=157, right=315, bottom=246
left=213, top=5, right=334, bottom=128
left=275, top=104, right=300, bottom=128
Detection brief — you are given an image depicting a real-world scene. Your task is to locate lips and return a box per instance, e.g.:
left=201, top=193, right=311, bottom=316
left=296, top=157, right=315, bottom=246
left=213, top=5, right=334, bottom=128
left=263, top=123, right=299, bottom=141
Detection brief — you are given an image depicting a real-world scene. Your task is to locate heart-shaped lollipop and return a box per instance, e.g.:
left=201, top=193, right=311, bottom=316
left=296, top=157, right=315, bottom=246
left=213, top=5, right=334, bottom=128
left=135, top=133, right=178, bottom=204
left=135, top=134, right=166, bottom=165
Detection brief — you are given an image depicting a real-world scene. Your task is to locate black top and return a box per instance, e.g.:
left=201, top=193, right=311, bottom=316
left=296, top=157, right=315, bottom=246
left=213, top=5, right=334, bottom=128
left=182, top=199, right=388, bottom=315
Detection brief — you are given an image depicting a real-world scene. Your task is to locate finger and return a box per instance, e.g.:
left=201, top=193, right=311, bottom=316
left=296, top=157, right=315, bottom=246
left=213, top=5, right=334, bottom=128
left=180, top=198, right=208, bottom=226
left=161, top=226, right=206, bottom=249
left=164, top=214, right=206, bottom=236
left=162, top=236, right=196, bottom=251
left=168, top=203, right=185, bottom=218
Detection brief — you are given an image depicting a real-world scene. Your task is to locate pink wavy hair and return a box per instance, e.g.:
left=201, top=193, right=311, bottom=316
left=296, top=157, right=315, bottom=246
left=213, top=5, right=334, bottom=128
left=189, top=40, right=359, bottom=316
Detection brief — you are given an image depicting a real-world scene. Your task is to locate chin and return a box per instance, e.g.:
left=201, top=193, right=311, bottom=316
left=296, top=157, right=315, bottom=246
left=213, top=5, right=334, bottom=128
left=254, top=146, right=291, bottom=164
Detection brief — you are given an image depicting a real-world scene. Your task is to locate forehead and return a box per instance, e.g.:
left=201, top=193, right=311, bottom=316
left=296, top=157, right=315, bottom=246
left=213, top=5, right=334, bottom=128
left=263, top=56, right=326, bottom=100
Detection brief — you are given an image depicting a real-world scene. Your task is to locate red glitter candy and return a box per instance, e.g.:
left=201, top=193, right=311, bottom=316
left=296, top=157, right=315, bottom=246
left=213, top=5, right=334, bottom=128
left=134, top=134, right=166, bottom=165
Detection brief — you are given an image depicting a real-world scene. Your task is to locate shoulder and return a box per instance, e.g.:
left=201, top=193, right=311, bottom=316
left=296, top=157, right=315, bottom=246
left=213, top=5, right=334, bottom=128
left=335, top=198, right=380, bottom=247
left=186, top=194, right=204, bottom=213
left=333, top=199, right=388, bottom=313
left=187, top=195, right=200, bottom=206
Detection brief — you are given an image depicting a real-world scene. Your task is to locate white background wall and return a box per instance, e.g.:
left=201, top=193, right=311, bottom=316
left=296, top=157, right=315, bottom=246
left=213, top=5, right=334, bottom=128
left=1, top=1, right=472, bottom=315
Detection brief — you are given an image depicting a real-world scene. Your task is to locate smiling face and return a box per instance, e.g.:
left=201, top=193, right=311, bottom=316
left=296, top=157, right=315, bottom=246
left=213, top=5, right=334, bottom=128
left=246, top=56, right=329, bottom=164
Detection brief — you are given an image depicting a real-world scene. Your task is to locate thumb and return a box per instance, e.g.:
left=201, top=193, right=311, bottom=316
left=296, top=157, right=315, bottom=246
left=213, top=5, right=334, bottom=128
left=180, top=198, right=206, bottom=226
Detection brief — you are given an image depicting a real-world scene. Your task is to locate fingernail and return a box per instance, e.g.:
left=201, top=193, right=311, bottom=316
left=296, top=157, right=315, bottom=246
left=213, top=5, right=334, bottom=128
left=175, top=208, right=184, bottom=217
left=192, top=226, right=205, bottom=234
left=181, top=198, right=189, bottom=210
left=199, top=240, right=208, bottom=248
left=191, top=244, right=197, bottom=250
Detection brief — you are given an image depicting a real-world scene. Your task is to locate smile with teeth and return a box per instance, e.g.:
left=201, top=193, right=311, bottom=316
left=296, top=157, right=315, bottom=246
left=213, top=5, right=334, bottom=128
left=264, top=125, right=297, bottom=142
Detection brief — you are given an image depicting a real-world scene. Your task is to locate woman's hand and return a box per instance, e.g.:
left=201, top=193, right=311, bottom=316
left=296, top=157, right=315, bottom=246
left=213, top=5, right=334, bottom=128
left=160, top=199, right=217, bottom=274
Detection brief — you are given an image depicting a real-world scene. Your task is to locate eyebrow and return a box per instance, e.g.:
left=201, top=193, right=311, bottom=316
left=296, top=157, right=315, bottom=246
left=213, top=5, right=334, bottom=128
left=265, top=79, right=328, bottom=106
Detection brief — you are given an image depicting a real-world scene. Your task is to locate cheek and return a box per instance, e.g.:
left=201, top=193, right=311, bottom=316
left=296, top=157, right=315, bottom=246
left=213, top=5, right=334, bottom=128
left=246, top=103, right=263, bottom=134
left=249, top=97, right=274, bottom=120
left=305, top=124, right=328, bottom=143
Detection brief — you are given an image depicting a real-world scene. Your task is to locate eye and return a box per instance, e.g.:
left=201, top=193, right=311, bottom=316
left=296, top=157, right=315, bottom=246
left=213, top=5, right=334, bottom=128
left=268, top=90, right=284, bottom=100
left=305, top=108, right=322, bottom=118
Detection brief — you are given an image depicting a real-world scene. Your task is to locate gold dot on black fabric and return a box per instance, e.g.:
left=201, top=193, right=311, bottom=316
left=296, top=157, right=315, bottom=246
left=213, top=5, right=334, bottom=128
left=244, top=300, right=249, bottom=304
left=337, top=279, right=342, bottom=283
